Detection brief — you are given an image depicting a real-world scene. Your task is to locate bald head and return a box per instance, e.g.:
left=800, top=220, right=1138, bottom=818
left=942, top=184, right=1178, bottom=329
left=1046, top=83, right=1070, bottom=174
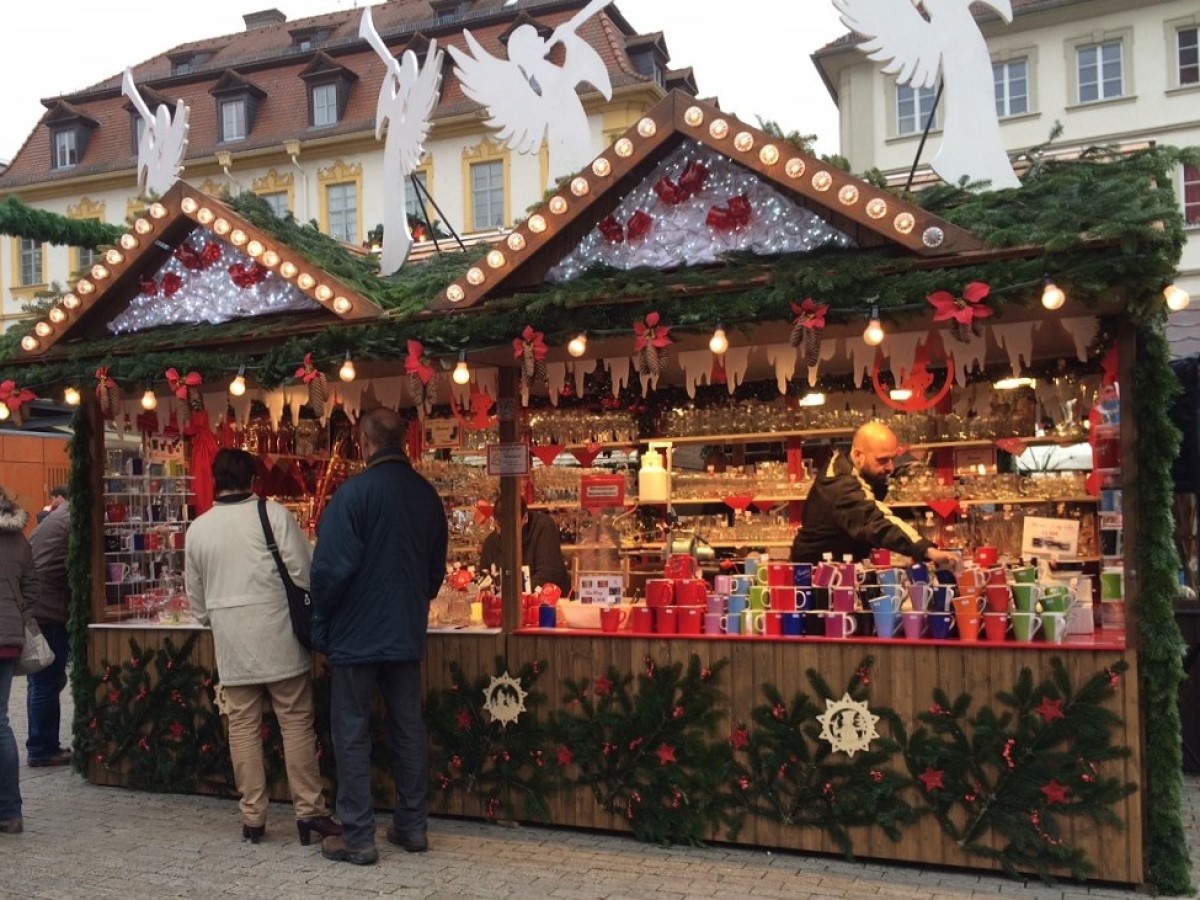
left=850, top=421, right=899, bottom=484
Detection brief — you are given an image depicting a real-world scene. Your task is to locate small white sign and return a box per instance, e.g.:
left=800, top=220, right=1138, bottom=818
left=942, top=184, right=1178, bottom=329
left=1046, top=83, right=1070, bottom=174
left=486, top=442, right=531, bottom=477
left=1021, top=516, right=1080, bottom=559
left=577, top=573, right=624, bottom=605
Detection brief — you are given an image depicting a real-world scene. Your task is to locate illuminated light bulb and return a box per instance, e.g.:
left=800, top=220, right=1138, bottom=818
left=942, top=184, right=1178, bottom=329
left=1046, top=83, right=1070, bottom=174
left=119, top=233, right=139, bottom=250
left=261, top=250, right=280, bottom=268
left=148, top=202, right=168, bottom=219
left=48, top=307, right=67, bottom=324
left=90, top=264, right=110, bottom=281
left=229, top=365, right=247, bottom=397
left=246, top=240, right=264, bottom=257
left=811, top=171, right=833, bottom=192
left=181, top=197, right=199, bottom=214
left=548, top=196, right=568, bottom=215
left=297, top=273, right=316, bottom=290
left=567, top=332, right=588, bottom=358
left=104, top=248, right=124, bottom=266
left=838, top=185, right=860, bottom=205
left=20, top=337, right=39, bottom=354
left=863, top=307, right=885, bottom=346
left=196, top=208, right=214, bottom=224
left=507, top=232, right=526, bottom=252
left=570, top=176, right=589, bottom=197
left=684, top=105, right=704, bottom=126
left=1165, top=283, right=1191, bottom=312
left=76, top=279, right=94, bottom=295
left=34, top=321, right=53, bottom=338
left=591, top=158, right=611, bottom=178
left=733, top=131, right=754, bottom=152
left=1041, top=280, right=1065, bottom=311
left=213, top=218, right=231, bottom=235
left=279, top=261, right=298, bottom=279
left=338, top=352, right=356, bottom=383
left=708, top=324, right=729, bottom=355
left=994, top=375, right=1037, bottom=390
left=0, top=405, right=9, bottom=421
left=759, top=145, right=779, bottom=166
left=141, top=390, right=157, bottom=410
left=614, top=138, right=633, bottom=158
left=866, top=198, right=888, bottom=219
left=315, top=284, right=333, bottom=302
left=63, top=386, right=81, bottom=406
left=230, top=229, right=248, bottom=246
left=785, top=158, right=806, bottom=178
left=333, top=296, right=352, bottom=314
left=889, top=388, right=913, bottom=402
left=636, top=117, right=656, bottom=137
left=452, top=353, right=471, bottom=385
left=466, top=267, right=486, bottom=285
left=486, top=250, right=506, bottom=269
left=893, top=212, right=916, bottom=234
left=528, top=214, right=547, bottom=234
left=709, top=119, right=729, bottom=139
left=446, top=284, right=466, bottom=303
left=797, top=392, right=826, bottom=407
left=134, top=218, right=153, bottom=234
left=62, top=293, right=80, bottom=310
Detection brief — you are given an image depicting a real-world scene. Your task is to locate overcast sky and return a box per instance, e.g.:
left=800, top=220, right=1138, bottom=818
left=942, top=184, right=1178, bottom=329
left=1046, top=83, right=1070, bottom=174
left=0, top=0, right=850, bottom=165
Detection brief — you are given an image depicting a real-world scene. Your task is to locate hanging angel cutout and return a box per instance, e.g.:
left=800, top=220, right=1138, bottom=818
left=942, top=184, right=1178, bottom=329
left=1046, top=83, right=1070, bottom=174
left=360, top=9, right=444, bottom=274
left=833, top=0, right=1019, bottom=191
left=449, top=0, right=613, bottom=183
left=122, top=68, right=190, bottom=198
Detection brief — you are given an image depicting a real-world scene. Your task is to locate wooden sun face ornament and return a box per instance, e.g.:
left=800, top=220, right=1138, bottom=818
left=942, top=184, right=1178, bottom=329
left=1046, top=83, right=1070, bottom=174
left=871, top=338, right=954, bottom=413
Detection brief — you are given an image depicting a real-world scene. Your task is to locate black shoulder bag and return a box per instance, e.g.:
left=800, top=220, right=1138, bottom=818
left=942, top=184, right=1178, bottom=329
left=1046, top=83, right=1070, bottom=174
left=257, top=498, right=313, bottom=650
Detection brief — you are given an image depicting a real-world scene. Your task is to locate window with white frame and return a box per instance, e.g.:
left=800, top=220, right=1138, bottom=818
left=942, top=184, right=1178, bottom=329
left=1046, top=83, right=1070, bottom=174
left=220, top=99, right=247, bottom=142
left=18, top=239, right=42, bottom=286
left=1077, top=40, right=1124, bottom=103
left=1179, top=26, right=1199, bottom=86
left=53, top=130, right=77, bottom=169
left=1184, top=164, right=1200, bottom=226
left=896, top=83, right=938, bottom=135
left=261, top=191, right=290, bottom=218
left=312, top=83, right=338, bottom=127
left=405, top=170, right=429, bottom=221
left=993, top=59, right=1029, bottom=117
left=326, top=183, right=357, bottom=243
left=470, top=160, right=504, bottom=230
left=76, top=245, right=97, bottom=272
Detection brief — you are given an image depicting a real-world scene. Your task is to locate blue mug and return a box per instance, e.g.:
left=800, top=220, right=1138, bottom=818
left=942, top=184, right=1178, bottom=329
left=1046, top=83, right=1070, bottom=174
left=909, top=562, right=930, bottom=584
left=792, top=563, right=813, bottom=587
left=878, top=568, right=906, bottom=587
left=538, top=605, right=557, bottom=628
left=928, top=611, right=955, bottom=639
left=726, top=594, right=748, bottom=615
left=781, top=612, right=805, bottom=636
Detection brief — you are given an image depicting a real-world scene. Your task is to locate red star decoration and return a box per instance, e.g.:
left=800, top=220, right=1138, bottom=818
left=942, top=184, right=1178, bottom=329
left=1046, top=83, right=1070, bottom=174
left=593, top=674, right=614, bottom=698
left=655, top=743, right=677, bottom=766
left=730, top=726, right=750, bottom=750
left=556, top=745, right=573, bottom=767
left=1035, top=696, right=1065, bottom=724
left=456, top=709, right=473, bottom=730
left=1040, top=780, right=1070, bottom=805
left=918, top=767, right=945, bottom=792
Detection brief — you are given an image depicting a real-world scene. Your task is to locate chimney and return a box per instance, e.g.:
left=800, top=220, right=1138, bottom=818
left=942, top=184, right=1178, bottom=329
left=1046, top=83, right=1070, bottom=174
left=243, top=9, right=287, bottom=30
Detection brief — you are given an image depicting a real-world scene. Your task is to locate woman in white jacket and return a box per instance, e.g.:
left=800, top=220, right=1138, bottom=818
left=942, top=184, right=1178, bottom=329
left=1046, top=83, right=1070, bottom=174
left=185, top=449, right=339, bottom=846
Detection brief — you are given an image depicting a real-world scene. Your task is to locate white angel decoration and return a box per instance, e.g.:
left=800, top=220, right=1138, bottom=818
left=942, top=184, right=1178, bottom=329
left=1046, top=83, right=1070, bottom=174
left=360, top=9, right=445, bottom=274
left=833, top=0, right=1020, bottom=191
left=122, top=68, right=190, bottom=198
left=449, top=0, right=613, bottom=184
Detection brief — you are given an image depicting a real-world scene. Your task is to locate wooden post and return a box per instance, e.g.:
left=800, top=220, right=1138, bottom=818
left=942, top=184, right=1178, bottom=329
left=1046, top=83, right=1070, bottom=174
left=497, top=367, right=523, bottom=631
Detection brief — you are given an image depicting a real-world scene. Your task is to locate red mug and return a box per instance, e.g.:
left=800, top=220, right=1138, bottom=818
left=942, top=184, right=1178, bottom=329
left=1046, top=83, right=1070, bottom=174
left=974, top=546, right=999, bottom=567
left=630, top=607, right=654, bottom=634
left=676, top=606, right=703, bottom=635
left=762, top=611, right=784, bottom=636
left=664, top=554, right=696, bottom=580
left=869, top=548, right=891, bottom=567
left=765, top=564, right=793, bottom=590
left=645, top=579, right=675, bottom=608
left=481, top=591, right=503, bottom=629
left=984, top=584, right=1012, bottom=613
left=675, top=579, right=707, bottom=606
left=655, top=606, right=678, bottom=634
left=599, top=607, right=628, bottom=633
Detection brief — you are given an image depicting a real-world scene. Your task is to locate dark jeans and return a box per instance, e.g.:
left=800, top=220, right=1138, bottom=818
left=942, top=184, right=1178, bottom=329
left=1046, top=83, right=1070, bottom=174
left=0, top=659, right=19, bottom=820
left=330, top=660, right=427, bottom=849
left=26, top=623, right=69, bottom=760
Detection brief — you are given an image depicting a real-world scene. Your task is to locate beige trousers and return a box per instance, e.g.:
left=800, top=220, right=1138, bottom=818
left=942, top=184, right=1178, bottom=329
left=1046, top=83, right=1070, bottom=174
left=224, top=672, right=329, bottom=827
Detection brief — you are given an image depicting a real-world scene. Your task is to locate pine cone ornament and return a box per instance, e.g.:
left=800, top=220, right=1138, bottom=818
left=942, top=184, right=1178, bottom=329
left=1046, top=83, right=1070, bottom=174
left=949, top=320, right=972, bottom=344
left=409, top=373, right=427, bottom=411
left=95, top=368, right=123, bottom=421
left=307, top=372, right=328, bottom=419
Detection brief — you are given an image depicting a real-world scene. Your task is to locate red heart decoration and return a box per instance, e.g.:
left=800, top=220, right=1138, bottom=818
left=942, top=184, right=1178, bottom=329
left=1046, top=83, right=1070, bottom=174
left=926, top=499, right=961, bottom=520
left=995, top=437, right=1027, bottom=455
left=530, top=444, right=564, bottom=468
left=571, top=444, right=602, bottom=467
left=723, top=494, right=755, bottom=512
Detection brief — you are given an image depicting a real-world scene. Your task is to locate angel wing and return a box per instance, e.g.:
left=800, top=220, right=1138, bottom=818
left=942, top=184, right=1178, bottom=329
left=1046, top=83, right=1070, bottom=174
left=148, top=101, right=190, bottom=195
left=384, top=43, right=443, bottom=174
left=833, top=0, right=942, bottom=89
left=449, top=29, right=548, bottom=154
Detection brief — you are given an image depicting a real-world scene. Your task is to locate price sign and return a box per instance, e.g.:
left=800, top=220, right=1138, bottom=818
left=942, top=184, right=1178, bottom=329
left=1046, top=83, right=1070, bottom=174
left=580, top=474, right=626, bottom=509
left=423, top=418, right=462, bottom=449
left=486, top=442, right=531, bottom=477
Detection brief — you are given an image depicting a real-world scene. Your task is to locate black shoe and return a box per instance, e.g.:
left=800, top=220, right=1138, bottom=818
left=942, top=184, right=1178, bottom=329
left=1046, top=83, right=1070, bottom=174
left=321, top=835, right=379, bottom=865
left=0, top=819, right=22, bottom=835
left=297, top=815, right=341, bottom=846
left=242, top=824, right=265, bottom=844
left=385, top=825, right=428, bottom=853
left=28, top=750, right=71, bottom=768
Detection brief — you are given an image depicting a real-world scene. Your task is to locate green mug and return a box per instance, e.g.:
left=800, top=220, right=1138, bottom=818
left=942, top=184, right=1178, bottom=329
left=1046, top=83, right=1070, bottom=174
left=1043, top=612, right=1070, bottom=644
left=1011, top=583, right=1040, bottom=613
left=1040, top=588, right=1075, bottom=615
left=1012, top=611, right=1042, bottom=642
left=1010, top=566, right=1037, bottom=584
left=1099, top=568, right=1123, bottom=601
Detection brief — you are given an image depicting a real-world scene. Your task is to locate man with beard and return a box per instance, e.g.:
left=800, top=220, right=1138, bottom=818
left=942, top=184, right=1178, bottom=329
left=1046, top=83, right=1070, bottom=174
left=790, top=421, right=958, bottom=567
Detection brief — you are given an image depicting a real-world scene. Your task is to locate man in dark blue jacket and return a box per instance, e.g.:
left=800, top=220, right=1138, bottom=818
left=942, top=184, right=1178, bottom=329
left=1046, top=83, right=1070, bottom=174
left=311, top=407, right=448, bottom=865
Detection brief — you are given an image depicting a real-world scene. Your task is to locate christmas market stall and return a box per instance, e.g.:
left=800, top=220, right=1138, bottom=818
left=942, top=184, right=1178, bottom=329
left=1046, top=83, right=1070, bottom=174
left=0, top=90, right=1195, bottom=891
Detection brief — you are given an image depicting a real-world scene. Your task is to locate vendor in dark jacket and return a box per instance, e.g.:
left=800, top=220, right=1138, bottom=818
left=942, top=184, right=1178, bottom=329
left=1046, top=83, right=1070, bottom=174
left=479, top=497, right=571, bottom=595
left=791, top=421, right=958, bottom=567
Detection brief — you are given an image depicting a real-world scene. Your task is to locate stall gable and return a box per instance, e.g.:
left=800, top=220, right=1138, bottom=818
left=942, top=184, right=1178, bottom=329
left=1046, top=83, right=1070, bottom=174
left=14, top=181, right=383, bottom=359
left=433, top=89, right=984, bottom=311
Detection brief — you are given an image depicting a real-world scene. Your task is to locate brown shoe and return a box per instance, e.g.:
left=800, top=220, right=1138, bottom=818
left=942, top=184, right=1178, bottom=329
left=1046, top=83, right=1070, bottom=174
left=321, top=835, right=378, bottom=865
left=385, top=825, right=428, bottom=853
left=0, top=819, right=23, bottom=834
left=28, top=749, right=72, bottom=768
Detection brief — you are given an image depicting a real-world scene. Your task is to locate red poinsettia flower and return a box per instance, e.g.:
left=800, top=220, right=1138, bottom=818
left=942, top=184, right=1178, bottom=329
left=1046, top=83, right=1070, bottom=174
left=405, top=340, right=434, bottom=384
left=790, top=298, right=829, bottom=329
left=632, top=311, right=672, bottom=351
left=512, top=325, right=548, bottom=361
left=295, top=353, right=320, bottom=383
left=0, top=380, right=36, bottom=412
left=927, top=281, right=994, bottom=325
left=593, top=674, right=613, bottom=698
left=729, top=725, right=750, bottom=750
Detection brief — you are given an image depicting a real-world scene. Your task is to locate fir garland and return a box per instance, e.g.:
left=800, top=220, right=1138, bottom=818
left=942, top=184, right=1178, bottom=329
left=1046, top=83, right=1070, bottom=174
left=66, top=405, right=94, bottom=774
left=0, top=195, right=122, bottom=250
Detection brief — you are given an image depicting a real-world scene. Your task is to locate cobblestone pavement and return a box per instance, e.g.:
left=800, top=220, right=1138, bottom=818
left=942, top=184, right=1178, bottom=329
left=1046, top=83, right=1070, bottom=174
left=2, top=677, right=1196, bottom=899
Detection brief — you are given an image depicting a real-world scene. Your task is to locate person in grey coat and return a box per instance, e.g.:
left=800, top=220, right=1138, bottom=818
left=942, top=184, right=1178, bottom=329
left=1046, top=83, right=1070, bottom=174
left=28, top=497, right=72, bottom=767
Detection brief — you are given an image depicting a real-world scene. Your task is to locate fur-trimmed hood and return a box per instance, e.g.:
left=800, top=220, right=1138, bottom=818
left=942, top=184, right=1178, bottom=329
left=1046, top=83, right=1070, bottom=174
left=0, top=498, right=30, bottom=533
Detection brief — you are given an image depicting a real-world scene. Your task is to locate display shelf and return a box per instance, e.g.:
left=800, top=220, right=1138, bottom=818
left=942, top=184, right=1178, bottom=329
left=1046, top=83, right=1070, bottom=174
left=888, top=496, right=1098, bottom=508
left=670, top=493, right=808, bottom=505
left=661, top=427, right=854, bottom=446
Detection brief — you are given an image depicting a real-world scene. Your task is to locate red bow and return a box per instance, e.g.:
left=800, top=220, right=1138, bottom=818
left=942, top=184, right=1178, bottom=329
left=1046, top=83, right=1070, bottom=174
left=164, top=368, right=202, bottom=401
left=626, top=210, right=653, bottom=241
left=294, top=353, right=320, bottom=384
left=598, top=215, right=624, bottom=244
left=790, top=298, right=829, bottom=330
left=140, top=278, right=158, bottom=297
left=201, top=242, right=222, bottom=266
left=512, top=325, right=548, bottom=361
left=633, top=312, right=672, bottom=351
left=705, top=195, right=752, bottom=231
left=228, top=262, right=267, bottom=289
left=652, top=161, right=708, bottom=206
left=405, top=340, right=434, bottom=385
left=174, top=242, right=205, bottom=271
left=927, top=282, right=994, bottom=326
left=161, top=272, right=183, bottom=297
left=0, top=380, right=36, bottom=412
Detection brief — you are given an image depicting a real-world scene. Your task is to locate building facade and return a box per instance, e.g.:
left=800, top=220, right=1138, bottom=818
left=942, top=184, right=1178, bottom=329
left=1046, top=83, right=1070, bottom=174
left=0, top=0, right=697, bottom=332
left=813, top=0, right=1199, bottom=347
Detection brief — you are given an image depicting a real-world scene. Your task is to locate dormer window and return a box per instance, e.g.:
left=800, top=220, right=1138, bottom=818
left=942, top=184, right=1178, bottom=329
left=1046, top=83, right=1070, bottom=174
left=53, top=130, right=77, bottom=169
left=210, top=70, right=266, bottom=143
left=300, top=53, right=358, bottom=129
left=221, top=99, right=247, bottom=142
left=292, top=28, right=330, bottom=52
left=171, top=51, right=213, bottom=76
left=42, top=100, right=98, bottom=172
left=625, top=32, right=669, bottom=92
left=431, top=0, right=471, bottom=23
